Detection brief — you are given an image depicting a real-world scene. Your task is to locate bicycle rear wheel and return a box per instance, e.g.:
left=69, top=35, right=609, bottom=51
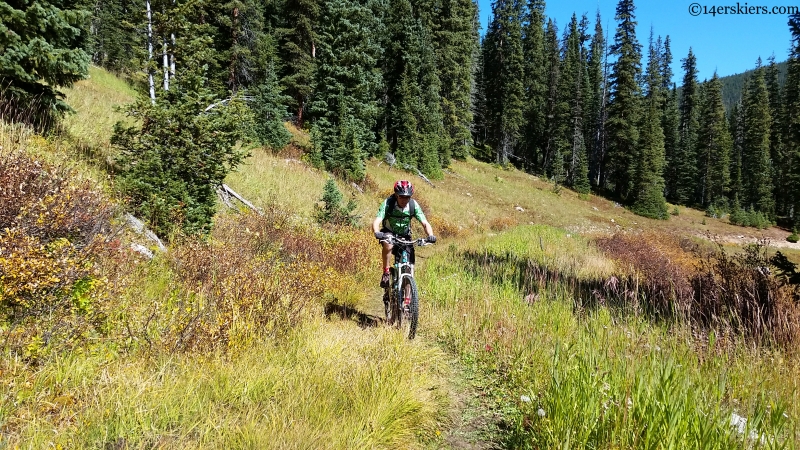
left=400, top=277, right=420, bottom=339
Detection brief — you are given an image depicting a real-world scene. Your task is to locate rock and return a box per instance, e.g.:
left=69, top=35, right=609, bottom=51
left=130, top=243, right=154, bottom=259
left=515, top=206, right=525, bottom=212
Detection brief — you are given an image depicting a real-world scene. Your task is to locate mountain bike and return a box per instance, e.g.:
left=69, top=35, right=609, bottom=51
left=381, top=235, right=433, bottom=339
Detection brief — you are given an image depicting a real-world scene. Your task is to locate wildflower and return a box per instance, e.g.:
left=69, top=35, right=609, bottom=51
left=485, top=344, right=493, bottom=352
left=537, top=408, right=546, bottom=417
left=520, top=395, right=531, bottom=403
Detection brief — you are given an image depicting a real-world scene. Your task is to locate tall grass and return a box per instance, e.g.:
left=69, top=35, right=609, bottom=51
left=420, top=225, right=799, bottom=448
left=1, top=320, right=448, bottom=449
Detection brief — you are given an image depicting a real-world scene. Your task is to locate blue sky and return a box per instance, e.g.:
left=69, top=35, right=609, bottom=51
left=476, top=0, right=797, bottom=84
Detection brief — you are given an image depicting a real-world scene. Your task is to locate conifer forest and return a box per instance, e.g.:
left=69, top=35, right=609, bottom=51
left=3, top=0, right=800, bottom=228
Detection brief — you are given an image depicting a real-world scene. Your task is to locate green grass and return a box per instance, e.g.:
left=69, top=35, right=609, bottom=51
left=61, top=65, right=138, bottom=149
left=1, top=320, right=448, bottom=449
left=419, top=227, right=799, bottom=448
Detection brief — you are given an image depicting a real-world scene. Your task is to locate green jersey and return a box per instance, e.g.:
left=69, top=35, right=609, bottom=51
left=376, top=197, right=427, bottom=235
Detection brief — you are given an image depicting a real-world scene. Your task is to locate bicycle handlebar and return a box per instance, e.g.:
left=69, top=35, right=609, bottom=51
left=380, top=235, right=433, bottom=246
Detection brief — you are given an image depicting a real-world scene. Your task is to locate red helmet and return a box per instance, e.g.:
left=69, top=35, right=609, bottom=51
left=394, top=180, right=414, bottom=196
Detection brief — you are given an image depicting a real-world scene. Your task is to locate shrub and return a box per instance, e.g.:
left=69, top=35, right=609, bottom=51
left=729, top=206, right=771, bottom=229
left=596, top=233, right=800, bottom=347
left=489, top=216, right=517, bottom=232
left=670, top=206, right=680, bottom=216
left=0, top=150, right=114, bottom=357
left=428, top=216, right=462, bottom=239
left=164, top=211, right=373, bottom=352
left=314, top=178, right=360, bottom=227
left=787, top=229, right=799, bottom=243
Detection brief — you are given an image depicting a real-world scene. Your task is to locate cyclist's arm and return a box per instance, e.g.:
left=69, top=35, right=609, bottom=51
left=372, top=215, right=384, bottom=234
left=421, top=220, right=434, bottom=237
left=415, top=207, right=434, bottom=237
left=373, top=200, right=388, bottom=233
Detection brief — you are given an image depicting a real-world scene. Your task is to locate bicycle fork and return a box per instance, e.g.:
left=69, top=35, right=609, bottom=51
left=393, top=258, right=415, bottom=310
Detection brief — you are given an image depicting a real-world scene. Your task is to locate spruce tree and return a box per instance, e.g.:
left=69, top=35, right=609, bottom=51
left=605, top=0, right=642, bottom=201
left=483, top=0, right=525, bottom=166
left=560, top=15, right=589, bottom=191
left=659, top=36, right=679, bottom=201
left=0, top=0, right=91, bottom=128
left=741, top=59, right=774, bottom=219
left=276, top=0, right=319, bottom=125
left=696, top=73, right=732, bottom=208
left=307, top=0, right=383, bottom=181
left=89, top=0, right=143, bottom=73
left=540, top=18, right=560, bottom=174
left=521, top=0, right=546, bottom=171
left=631, top=31, right=667, bottom=219
left=765, top=55, right=787, bottom=215
left=672, top=48, right=700, bottom=205
left=435, top=0, right=479, bottom=160
left=585, top=12, right=606, bottom=189
left=111, top=26, right=253, bottom=237
left=729, top=101, right=745, bottom=205
left=784, top=13, right=800, bottom=227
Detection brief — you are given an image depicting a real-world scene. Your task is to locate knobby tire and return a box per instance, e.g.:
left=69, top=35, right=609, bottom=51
left=400, top=277, right=420, bottom=340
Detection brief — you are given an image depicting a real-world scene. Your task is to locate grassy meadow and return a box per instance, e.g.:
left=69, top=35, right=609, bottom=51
left=2, top=66, right=800, bottom=448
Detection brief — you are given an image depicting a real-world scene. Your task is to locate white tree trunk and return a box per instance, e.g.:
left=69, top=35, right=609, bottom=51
left=146, top=0, right=156, bottom=103
left=170, top=33, right=176, bottom=76
left=163, top=38, right=169, bottom=90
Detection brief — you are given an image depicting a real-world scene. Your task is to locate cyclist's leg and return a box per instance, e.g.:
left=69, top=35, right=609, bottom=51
left=379, top=228, right=394, bottom=288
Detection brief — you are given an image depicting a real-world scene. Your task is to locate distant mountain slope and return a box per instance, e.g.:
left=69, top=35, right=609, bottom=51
left=717, top=60, right=787, bottom=111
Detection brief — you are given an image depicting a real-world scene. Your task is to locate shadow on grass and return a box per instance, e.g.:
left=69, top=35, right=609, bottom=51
left=324, top=302, right=384, bottom=329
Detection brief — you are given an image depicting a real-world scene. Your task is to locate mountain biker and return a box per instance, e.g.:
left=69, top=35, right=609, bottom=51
left=372, top=180, right=436, bottom=288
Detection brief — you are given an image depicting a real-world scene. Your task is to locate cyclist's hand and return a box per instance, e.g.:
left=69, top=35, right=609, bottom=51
left=375, top=231, right=385, bottom=240
left=426, top=235, right=437, bottom=243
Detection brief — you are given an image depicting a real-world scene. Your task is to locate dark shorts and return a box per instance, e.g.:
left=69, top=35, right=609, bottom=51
left=380, top=228, right=415, bottom=264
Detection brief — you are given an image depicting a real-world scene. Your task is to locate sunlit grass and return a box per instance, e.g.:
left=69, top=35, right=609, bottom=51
left=0, top=320, right=448, bottom=449
left=61, top=65, right=138, bottom=149
left=419, top=229, right=800, bottom=448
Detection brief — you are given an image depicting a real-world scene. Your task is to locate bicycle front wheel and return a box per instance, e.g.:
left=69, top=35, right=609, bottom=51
left=400, top=277, right=420, bottom=339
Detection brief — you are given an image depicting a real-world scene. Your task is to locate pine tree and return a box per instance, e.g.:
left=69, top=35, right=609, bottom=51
left=696, top=73, right=732, bottom=208
left=0, top=0, right=91, bottom=128
left=89, top=0, right=144, bottom=73
left=659, top=36, right=679, bottom=202
left=221, top=0, right=273, bottom=93
left=251, top=65, right=292, bottom=150
left=521, top=0, right=546, bottom=171
left=483, top=0, right=525, bottom=166
left=672, top=48, right=700, bottom=205
left=605, top=0, right=642, bottom=201
left=276, top=0, right=319, bottom=125
left=765, top=55, right=787, bottom=215
left=308, top=0, right=384, bottom=181
left=111, top=31, right=253, bottom=237
left=585, top=11, right=606, bottom=189
left=631, top=30, right=667, bottom=219
left=741, top=58, right=774, bottom=219
left=540, top=18, right=560, bottom=174
left=435, top=0, right=479, bottom=160
left=560, top=15, right=589, bottom=191
left=729, top=101, right=745, bottom=204
left=785, top=13, right=800, bottom=227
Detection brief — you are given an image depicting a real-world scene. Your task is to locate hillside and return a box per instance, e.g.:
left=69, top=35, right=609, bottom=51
left=717, top=60, right=787, bottom=111
left=2, top=68, right=800, bottom=448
